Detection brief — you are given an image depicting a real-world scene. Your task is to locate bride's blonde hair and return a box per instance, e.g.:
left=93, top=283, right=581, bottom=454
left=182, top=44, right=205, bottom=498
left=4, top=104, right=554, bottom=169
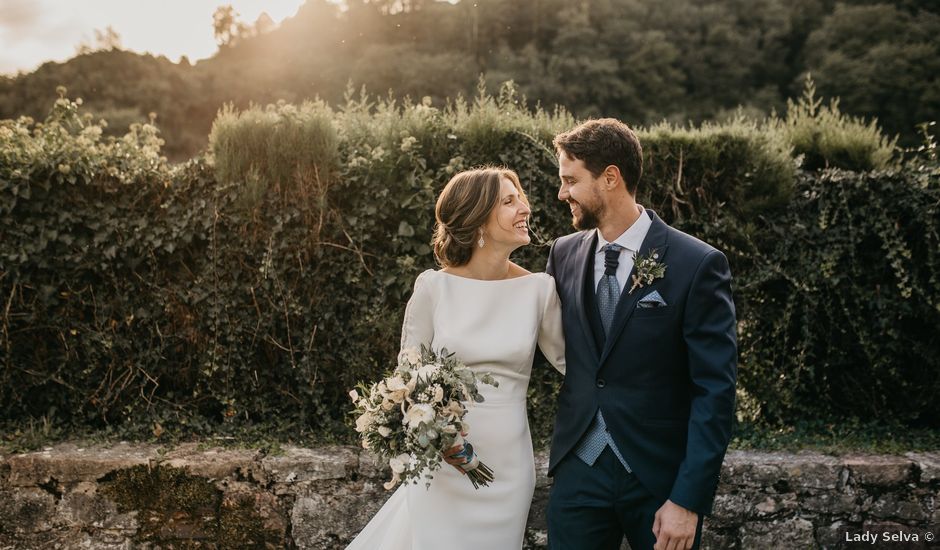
left=432, top=167, right=528, bottom=268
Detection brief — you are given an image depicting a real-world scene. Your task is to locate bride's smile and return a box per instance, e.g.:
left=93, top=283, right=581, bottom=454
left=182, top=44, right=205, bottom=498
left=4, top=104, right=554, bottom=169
left=481, top=176, right=532, bottom=249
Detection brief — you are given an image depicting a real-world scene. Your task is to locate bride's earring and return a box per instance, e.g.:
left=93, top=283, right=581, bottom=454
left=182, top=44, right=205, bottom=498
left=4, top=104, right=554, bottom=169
left=478, top=231, right=485, bottom=248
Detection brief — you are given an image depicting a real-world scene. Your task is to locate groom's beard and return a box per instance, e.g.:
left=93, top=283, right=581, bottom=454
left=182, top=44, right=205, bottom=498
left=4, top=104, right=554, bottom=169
left=572, top=201, right=603, bottom=231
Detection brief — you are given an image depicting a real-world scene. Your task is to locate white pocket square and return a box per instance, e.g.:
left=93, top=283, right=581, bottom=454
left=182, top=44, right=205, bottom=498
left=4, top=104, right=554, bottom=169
left=637, top=290, right=667, bottom=308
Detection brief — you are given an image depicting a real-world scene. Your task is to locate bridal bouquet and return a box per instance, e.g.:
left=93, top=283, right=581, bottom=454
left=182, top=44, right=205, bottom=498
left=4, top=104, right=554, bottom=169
left=350, top=345, right=498, bottom=490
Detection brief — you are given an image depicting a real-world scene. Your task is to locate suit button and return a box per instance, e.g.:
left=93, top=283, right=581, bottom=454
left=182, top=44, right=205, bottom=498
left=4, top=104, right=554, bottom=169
left=596, top=379, right=606, bottom=388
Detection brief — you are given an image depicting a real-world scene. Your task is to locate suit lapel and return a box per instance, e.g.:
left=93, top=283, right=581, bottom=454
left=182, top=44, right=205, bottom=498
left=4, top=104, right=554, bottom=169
left=599, top=211, right=671, bottom=367
left=572, top=230, right=600, bottom=363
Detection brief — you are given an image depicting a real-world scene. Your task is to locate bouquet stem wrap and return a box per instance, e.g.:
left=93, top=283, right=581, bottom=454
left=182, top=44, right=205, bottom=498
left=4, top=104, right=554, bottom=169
left=452, top=440, right=495, bottom=489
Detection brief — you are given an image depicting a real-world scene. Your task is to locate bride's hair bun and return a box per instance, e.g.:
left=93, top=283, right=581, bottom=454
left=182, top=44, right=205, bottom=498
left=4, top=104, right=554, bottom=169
left=431, top=167, right=527, bottom=268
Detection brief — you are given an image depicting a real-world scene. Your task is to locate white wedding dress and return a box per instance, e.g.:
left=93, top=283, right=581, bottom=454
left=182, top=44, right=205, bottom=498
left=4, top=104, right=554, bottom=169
left=347, top=269, right=566, bottom=550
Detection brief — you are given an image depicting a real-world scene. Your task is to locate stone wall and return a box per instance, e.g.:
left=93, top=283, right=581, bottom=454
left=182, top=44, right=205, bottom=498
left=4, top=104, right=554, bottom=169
left=1, top=444, right=938, bottom=549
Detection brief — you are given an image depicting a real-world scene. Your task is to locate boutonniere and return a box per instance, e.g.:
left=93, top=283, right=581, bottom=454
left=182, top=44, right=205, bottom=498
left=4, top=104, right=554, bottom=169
left=629, top=249, right=666, bottom=294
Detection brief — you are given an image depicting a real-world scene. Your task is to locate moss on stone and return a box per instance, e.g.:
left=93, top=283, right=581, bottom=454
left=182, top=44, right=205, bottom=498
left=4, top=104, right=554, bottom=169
left=99, top=463, right=284, bottom=547
left=218, top=492, right=283, bottom=549
left=100, top=463, right=220, bottom=542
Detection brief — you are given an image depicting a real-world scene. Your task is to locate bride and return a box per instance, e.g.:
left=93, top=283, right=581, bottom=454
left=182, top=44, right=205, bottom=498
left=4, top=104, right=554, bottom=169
left=347, top=167, right=566, bottom=549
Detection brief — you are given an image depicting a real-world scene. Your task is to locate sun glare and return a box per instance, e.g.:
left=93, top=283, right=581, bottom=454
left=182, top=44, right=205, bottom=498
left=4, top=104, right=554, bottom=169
left=124, top=0, right=308, bottom=63
left=0, top=0, right=309, bottom=75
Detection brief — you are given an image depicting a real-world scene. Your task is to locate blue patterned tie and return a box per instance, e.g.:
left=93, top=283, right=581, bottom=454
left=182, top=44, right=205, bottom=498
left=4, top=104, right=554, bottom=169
left=574, top=243, right=632, bottom=471
left=597, top=244, right=622, bottom=334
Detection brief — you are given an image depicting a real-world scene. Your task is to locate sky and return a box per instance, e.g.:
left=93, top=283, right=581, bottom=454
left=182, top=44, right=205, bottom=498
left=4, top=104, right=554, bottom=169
left=0, top=0, right=309, bottom=75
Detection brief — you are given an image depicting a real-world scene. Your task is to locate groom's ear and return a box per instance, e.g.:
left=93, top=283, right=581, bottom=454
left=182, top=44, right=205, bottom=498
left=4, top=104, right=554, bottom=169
left=603, top=165, right=623, bottom=190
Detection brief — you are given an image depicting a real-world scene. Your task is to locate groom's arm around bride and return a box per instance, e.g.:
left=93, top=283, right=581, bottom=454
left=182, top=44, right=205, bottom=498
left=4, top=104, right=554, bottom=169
left=545, top=118, right=736, bottom=550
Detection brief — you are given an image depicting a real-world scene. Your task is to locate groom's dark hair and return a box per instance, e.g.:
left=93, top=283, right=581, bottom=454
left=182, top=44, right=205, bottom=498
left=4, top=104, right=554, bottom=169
left=553, top=118, right=643, bottom=195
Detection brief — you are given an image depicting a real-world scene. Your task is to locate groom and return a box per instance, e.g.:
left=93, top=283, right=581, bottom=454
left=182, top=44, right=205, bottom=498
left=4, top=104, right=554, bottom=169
left=544, top=119, right=737, bottom=550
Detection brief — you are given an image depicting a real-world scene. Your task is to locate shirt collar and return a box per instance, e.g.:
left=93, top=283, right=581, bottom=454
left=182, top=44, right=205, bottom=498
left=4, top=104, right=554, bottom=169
left=595, top=206, right=651, bottom=255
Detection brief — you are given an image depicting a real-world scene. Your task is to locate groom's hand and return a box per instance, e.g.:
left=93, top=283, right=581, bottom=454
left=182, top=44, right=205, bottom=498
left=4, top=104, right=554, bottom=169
left=652, top=500, right=698, bottom=550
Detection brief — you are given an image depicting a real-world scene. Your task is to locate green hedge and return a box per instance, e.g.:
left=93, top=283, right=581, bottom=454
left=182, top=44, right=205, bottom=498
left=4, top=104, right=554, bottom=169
left=2, top=85, right=935, bottom=446
left=738, top=168, right=940, bottom=426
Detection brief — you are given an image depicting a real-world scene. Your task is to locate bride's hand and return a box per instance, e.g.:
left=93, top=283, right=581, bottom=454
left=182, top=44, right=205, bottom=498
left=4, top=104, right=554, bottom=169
left=442, top=430, right=470, bottom=474
left=443, top=444, right=468, bottom=474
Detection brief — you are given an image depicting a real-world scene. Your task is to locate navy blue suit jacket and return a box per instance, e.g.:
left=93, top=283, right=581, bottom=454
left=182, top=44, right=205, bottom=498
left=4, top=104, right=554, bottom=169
left=545, top=210, right=737, bottom=515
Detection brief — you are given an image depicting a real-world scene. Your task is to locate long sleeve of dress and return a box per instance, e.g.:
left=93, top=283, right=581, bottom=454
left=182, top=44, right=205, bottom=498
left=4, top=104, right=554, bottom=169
left=538, top=276, right=566, bottom=375
left=400, top=270, right=435, bottom=352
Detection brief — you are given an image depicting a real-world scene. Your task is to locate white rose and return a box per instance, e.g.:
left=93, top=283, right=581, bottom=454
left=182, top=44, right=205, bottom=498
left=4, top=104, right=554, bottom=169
left=387, top=376, right=408, bottom=392
left=404, top=403, right=436, bottom=428
left=398, top=347, right=421, bottom=366
left=383, top=472, right=400, bottom=490
left=355, top=412, right=375, bottom=433
left=444, top=400, right=464, bottom=419
left=432, top=385, right=444, bottom=403
left=417, top=363, right=439, bottom=379
left=385, top=376, right=410, bottom=403
left=389, top=453, right=411, bottom=474
left=378, top=426, right=392, bottom=437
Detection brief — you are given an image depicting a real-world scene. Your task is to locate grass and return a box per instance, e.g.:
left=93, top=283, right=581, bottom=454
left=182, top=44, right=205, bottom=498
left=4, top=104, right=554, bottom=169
left=730, top=418, right=940, bottom=454
left=0, top=417, right=354, bottom=456
left=4, top=415, right=937, bottom=456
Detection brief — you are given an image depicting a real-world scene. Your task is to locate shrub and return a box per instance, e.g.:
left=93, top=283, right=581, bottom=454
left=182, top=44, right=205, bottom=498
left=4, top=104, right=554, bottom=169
left=1, top=88, right=177, bottom=429
left=771, top=76, right=898, bottom=172
left=738, top=168, right=940, bottom=426
left=209, top=100, right=339, bottom=193
left=641, top=117, right=795, bottom=219
left=0, top=87, right=167, bottom=190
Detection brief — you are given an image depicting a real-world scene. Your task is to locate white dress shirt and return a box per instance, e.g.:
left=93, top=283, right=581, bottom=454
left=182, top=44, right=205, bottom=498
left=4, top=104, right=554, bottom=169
left=593, top=206, right=652, bottom=294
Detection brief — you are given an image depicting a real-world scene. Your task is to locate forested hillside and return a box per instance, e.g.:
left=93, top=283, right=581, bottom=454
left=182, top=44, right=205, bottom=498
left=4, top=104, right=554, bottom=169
left=1, top=0, right=938, bottom=159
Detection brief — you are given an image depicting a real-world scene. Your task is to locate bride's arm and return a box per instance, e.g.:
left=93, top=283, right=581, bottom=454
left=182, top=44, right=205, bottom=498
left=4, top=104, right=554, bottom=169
left=538, top=278, right=566, bottom=375
left=400, top=270, right=434, bottom=352
left=402, top=271, right=468, bottom=473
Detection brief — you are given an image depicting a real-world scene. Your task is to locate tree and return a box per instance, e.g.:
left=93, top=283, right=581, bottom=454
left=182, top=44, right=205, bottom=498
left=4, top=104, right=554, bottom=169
left=74, top=25, right=123, bottom=55
left=353, top=0, right=429, bottom=15
left=804, top=3, right=940, bottom=142
left=499, top=0, right=683, bottom=123
left=213, top=5, right=250, bottom=47
left=254, top=12, right=276, bottom=35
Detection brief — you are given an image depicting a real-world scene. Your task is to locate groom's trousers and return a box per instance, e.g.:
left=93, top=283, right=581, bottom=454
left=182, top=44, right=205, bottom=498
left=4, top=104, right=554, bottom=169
left=546, top=447, right=704, bottom=550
